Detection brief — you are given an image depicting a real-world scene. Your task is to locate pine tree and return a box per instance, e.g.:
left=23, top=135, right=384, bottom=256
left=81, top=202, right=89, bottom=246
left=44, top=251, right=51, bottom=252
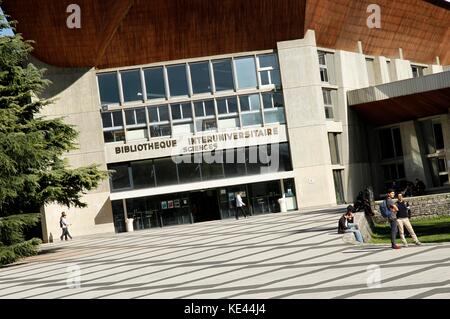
left=0, top=13, right=108, bottom=265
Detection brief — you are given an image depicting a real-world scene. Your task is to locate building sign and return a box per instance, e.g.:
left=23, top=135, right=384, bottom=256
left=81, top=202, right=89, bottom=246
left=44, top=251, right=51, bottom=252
left=106, top=125, right=287, bottom=163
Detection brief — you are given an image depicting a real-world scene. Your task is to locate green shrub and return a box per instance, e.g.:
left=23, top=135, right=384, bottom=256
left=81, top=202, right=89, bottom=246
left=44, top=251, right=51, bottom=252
left=0, top=238, right=41, bottom=266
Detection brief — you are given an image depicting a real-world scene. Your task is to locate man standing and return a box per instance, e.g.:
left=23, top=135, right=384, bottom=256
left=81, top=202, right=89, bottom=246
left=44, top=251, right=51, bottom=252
left=385, top=189, right=401, bottom=249
left=60, top=212, right=73, bottom=241
left=235, top=192, right=247, bottom=220
left=396, top=194, right=422, bottom=247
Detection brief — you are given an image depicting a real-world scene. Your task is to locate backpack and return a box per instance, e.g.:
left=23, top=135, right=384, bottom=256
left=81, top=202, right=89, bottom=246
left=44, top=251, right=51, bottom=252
left=379, top=200, right=391, bottom=218
left=59, top=218, right=64, bottom=228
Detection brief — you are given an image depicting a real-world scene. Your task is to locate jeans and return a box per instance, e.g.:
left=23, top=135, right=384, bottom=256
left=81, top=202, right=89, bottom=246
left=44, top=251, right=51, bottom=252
left=235, top=207, right=247, bottom=219
left=388, top=217, right=398, bottom=245
left=345, top=229, right=364, bottom=243
left=60, top=228, right=72, bottom=240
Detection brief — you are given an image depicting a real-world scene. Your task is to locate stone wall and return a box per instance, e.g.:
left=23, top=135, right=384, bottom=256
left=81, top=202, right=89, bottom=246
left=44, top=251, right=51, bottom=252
left=354, top=212, right=373, bottom=242
left=371, top=193, right=450, bottom=224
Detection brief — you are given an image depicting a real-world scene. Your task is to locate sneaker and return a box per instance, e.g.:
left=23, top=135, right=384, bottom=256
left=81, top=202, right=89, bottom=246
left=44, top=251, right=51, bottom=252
left=391, top=244, right=401, bottom=250
left=402, top=241, right=408, bottom=247
left=415, top=241, right=422, bottom=246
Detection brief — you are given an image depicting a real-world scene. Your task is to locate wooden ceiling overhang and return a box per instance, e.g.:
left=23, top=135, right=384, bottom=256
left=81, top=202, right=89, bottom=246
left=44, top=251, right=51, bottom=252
left=2, top=0, right=449, bottom=69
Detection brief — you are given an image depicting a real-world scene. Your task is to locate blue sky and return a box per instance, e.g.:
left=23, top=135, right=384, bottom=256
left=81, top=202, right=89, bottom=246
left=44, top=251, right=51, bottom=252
left=0, top=7, right=14, bottom=36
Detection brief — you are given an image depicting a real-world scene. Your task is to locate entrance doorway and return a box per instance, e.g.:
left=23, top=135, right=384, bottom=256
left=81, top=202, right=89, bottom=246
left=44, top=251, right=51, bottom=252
left=189, top=189, right=220, bottom=222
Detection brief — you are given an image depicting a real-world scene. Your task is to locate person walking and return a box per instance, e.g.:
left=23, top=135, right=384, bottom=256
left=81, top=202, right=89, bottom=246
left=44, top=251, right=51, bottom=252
left=60, top=212, right=73, bottom=241
left=396, top=194, right=422, bottom=247
left=235, top=192, right=247, bottom=220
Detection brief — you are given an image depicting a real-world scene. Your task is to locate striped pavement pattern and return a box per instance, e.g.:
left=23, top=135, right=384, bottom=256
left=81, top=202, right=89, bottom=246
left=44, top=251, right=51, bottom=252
left=1, top=207, right=450, bottom=299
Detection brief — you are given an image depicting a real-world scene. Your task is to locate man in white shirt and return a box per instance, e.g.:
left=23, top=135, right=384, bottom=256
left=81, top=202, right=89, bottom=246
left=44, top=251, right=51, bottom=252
left=60, top=212, right=73, bottom=241
left=235, top=192, right=248, bottom=220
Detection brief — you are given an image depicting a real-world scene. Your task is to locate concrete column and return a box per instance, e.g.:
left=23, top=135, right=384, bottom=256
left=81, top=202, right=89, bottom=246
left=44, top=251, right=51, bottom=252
left=334, top=50, right=373, bottom=202
left=277, top=30, right=336, bottom=208
left=32, top=57, right=115, bottom=242
left=424, top=64, right=444, bottom=75
left=373, top=56, right=390, bottom=84
left=401, top=121, right=427, bottom=184
left=391, top=59, right=413, bottom=80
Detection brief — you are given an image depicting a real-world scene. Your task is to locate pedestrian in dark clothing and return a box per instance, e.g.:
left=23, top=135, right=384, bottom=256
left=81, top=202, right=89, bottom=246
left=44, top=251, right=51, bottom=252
left=60, top=212, right=73, bottom=241
left=396, top=194, right=421, bottom=247
left=338, top=206, right=363, bottom=243
left=414, top=179, right=426, bottom=196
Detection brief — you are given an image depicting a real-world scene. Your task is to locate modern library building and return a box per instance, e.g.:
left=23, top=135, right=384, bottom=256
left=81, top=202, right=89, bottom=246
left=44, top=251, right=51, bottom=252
left=3, top=0, right=450, bottom=240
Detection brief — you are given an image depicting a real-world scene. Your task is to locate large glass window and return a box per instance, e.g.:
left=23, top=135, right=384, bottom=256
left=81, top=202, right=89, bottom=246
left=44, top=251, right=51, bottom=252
left=148, top=105, right=171, bottom=137
left=421, top=119, right=448, bottom=187
left=240, top=94, right=262, bottom=127
left=154, top=158, right=178, bottom=186
left=328, top=132, right=342, bottom=165
left=98, top=73, right=120, bottom=105
left=177, top=154, right=201, bottom=183
left=421, top=119, right=445, bottom=154
left=212, top=59, right=234, bottom=91
left=201, top=151, right=224, bottom=180
left=379, top=127, right=403, bottom=159
left=144, top=67, right=166, bottom=100
left=257, top=54, right=281, bottom=88
left=120, top=69, right=143, bottom=102
left=171, top=103, right=194, bottom=135
left=318, top=51, right=328, bottom=83
left=322, top=88, right=336, bottom=119
left=189, top=62, right=211, bottom=94
left=381, top=163, right=406, bottom=181
left=262, top=92, right=285, bottom=124
left=217, top=97, right=239, bottom=130
left=125, top=108, right=148, bottom=141
left=333, top=170, right=345, bottom=204
left=234, top=56, right=257, bottom=89
left=223, top=148, right=246, bottom=177
left=318, top=50, right=335, bottom=84
left=428, top=157, right=448, bottom=187
left=110, top=164, right=131, bottom=190
left=194, top=100, right=217, bottom=132
left=101, top=111, right=125, bottom=143
left=167, top=64, right=189, bottom=97
left=278, top=143, right=292, bottom=172
left=131, top=160, right=155, bottom=189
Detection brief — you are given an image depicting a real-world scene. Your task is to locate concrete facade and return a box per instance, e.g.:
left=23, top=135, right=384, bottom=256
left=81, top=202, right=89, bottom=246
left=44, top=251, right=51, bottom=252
left=277, top=31, right=336, bottom=208
left=34, top=58, right=115, bottom=242
left=35, top=29, right=449, bottom=239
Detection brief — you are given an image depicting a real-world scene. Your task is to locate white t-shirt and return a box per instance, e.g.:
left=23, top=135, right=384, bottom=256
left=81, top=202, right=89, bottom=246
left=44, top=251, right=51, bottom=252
left=61, top=217, right=69, bottom=228
left=236, top=194, right=245, bottom=207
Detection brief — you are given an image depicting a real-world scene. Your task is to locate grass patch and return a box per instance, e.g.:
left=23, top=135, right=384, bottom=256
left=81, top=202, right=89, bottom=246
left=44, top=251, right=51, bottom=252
left=370, top=216, right=450, bottom=244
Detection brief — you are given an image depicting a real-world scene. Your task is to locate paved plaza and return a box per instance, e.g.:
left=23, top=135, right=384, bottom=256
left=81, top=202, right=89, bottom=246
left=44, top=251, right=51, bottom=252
left=1, top=208, right=450, bottom=299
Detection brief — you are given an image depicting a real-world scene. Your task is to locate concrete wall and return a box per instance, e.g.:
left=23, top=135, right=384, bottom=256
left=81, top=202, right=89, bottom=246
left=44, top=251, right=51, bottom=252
left=277, top=30, right=336, bottom=208
left=334, top=50, right=373, bottom=203
left=32, top=57, right=114, bottom=242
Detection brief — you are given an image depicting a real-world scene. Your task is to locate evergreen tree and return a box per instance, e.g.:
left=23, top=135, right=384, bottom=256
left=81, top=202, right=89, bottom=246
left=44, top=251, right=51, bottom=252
left=0, top=13, right=108, bottom=265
